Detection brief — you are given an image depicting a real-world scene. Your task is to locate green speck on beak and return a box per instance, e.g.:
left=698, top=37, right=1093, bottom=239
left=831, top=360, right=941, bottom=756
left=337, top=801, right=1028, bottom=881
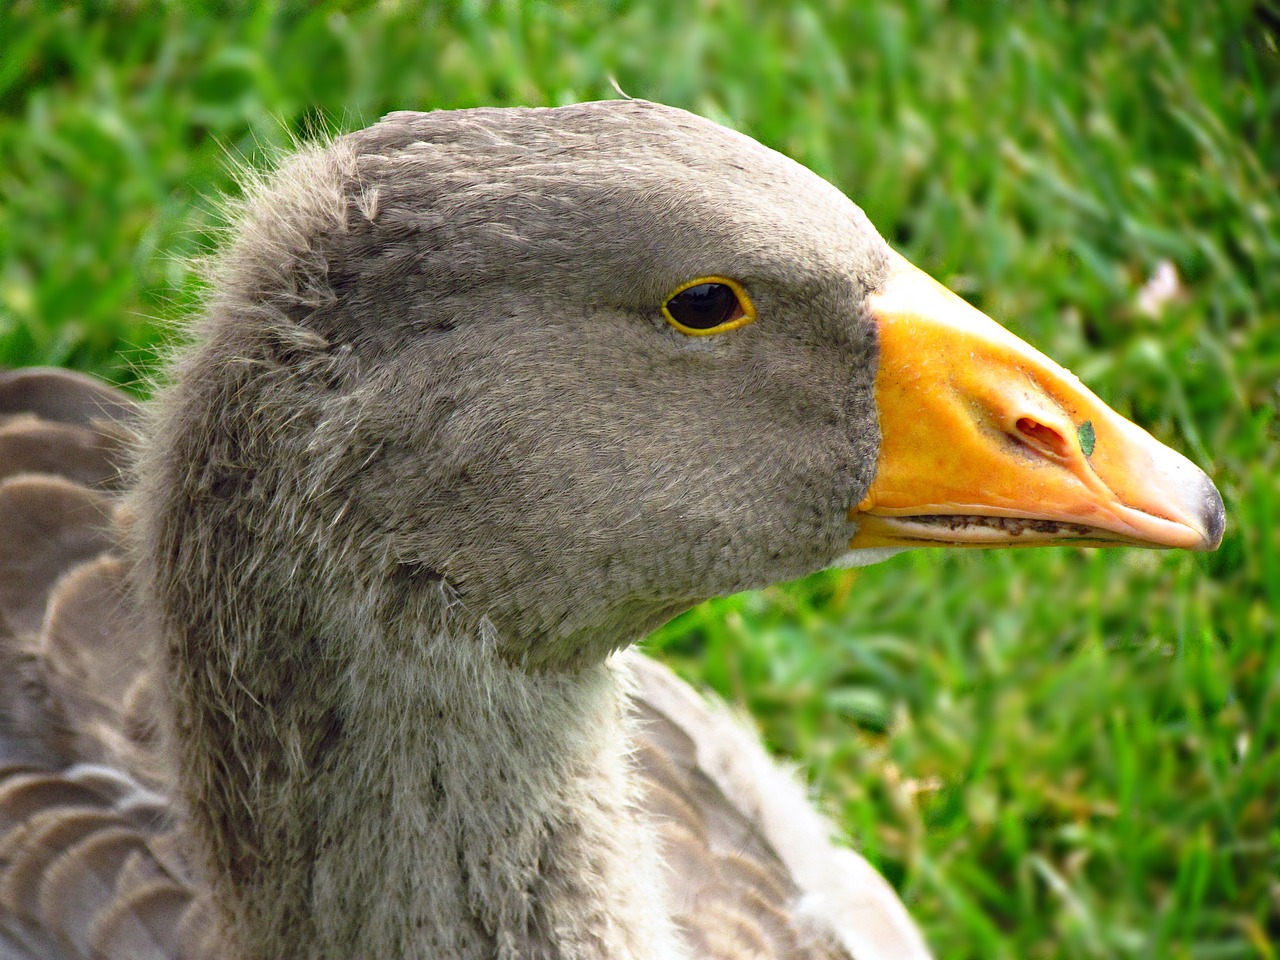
left=1078, top=420, right=1096, bottom=457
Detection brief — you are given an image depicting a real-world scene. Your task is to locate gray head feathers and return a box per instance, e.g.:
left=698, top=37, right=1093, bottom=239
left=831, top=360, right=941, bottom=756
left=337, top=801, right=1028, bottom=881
left=139, top=99, right=888, bottom=674
left=25, top=100, right=910, bottom=960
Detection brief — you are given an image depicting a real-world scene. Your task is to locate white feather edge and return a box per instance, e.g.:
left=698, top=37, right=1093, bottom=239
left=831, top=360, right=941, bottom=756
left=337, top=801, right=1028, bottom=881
left=623, top=651, right=933, bottom=960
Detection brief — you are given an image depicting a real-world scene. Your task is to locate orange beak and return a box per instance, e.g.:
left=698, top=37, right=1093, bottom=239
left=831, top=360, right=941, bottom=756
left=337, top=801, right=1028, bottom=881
left=850, top=250, right=1224, bottom=552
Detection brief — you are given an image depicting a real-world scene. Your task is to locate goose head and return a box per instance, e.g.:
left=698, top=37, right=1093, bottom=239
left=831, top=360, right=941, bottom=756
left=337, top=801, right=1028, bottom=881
left=129, top=98, right=1226, bottom=959
left=140, top=100, right=1222, bottom=677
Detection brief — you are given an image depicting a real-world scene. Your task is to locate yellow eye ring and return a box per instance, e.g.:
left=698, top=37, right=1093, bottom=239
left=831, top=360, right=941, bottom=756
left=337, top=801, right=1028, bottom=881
left=661, top=276, right=756, bottom=336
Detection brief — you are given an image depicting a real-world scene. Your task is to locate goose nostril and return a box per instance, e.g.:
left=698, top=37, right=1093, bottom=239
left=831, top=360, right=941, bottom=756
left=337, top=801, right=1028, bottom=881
left=1015, top=416, right=1073, bottom=461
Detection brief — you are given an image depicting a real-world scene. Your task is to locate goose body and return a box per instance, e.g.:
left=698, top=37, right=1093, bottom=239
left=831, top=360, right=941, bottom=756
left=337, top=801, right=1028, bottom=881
left=0, top=101, right=1222, bottom=960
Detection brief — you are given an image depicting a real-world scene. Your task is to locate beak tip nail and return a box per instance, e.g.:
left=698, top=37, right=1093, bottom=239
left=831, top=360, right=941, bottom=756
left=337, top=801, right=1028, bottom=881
left=1199, top=480, right=1226, bottom=551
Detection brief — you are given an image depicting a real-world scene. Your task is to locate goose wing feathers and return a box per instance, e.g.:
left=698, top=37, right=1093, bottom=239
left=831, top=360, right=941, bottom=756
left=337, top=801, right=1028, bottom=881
left=0, top=370, right=215, bottom=960
left=0, top=368, right=926, bottom=960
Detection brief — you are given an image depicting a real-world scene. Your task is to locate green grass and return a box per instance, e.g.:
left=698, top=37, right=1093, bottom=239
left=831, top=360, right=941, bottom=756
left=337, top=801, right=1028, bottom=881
left=3, top=1, right=1277, bottom=956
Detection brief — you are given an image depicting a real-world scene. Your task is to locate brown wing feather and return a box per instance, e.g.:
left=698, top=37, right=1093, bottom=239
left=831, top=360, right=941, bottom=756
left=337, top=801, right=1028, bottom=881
left=0, top=370, right=207, bottom=960
left=0, top=417, right=132, bottom=491
left=0, top=764, right=210, bottom=960
left=0, top=476, right=118, bottom=644
left=0, top=368, right=138, bottom=430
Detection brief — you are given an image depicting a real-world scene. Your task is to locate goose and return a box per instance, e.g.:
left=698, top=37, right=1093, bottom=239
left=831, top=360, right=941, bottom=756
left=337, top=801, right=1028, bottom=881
left=0, top=100, right=1224, bottom=960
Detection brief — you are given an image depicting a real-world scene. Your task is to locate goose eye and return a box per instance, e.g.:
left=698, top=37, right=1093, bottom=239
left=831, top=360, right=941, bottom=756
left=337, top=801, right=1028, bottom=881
left=661, top=277, right=756, bottom=335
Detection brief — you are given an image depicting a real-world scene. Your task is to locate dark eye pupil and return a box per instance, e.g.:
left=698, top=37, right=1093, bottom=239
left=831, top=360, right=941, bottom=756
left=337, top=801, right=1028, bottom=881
left=666, top=283, right=742, bottom=330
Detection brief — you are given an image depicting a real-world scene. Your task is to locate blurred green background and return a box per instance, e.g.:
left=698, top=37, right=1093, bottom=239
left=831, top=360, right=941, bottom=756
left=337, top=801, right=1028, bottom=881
left=2, top=1, right=1277, bottom=957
